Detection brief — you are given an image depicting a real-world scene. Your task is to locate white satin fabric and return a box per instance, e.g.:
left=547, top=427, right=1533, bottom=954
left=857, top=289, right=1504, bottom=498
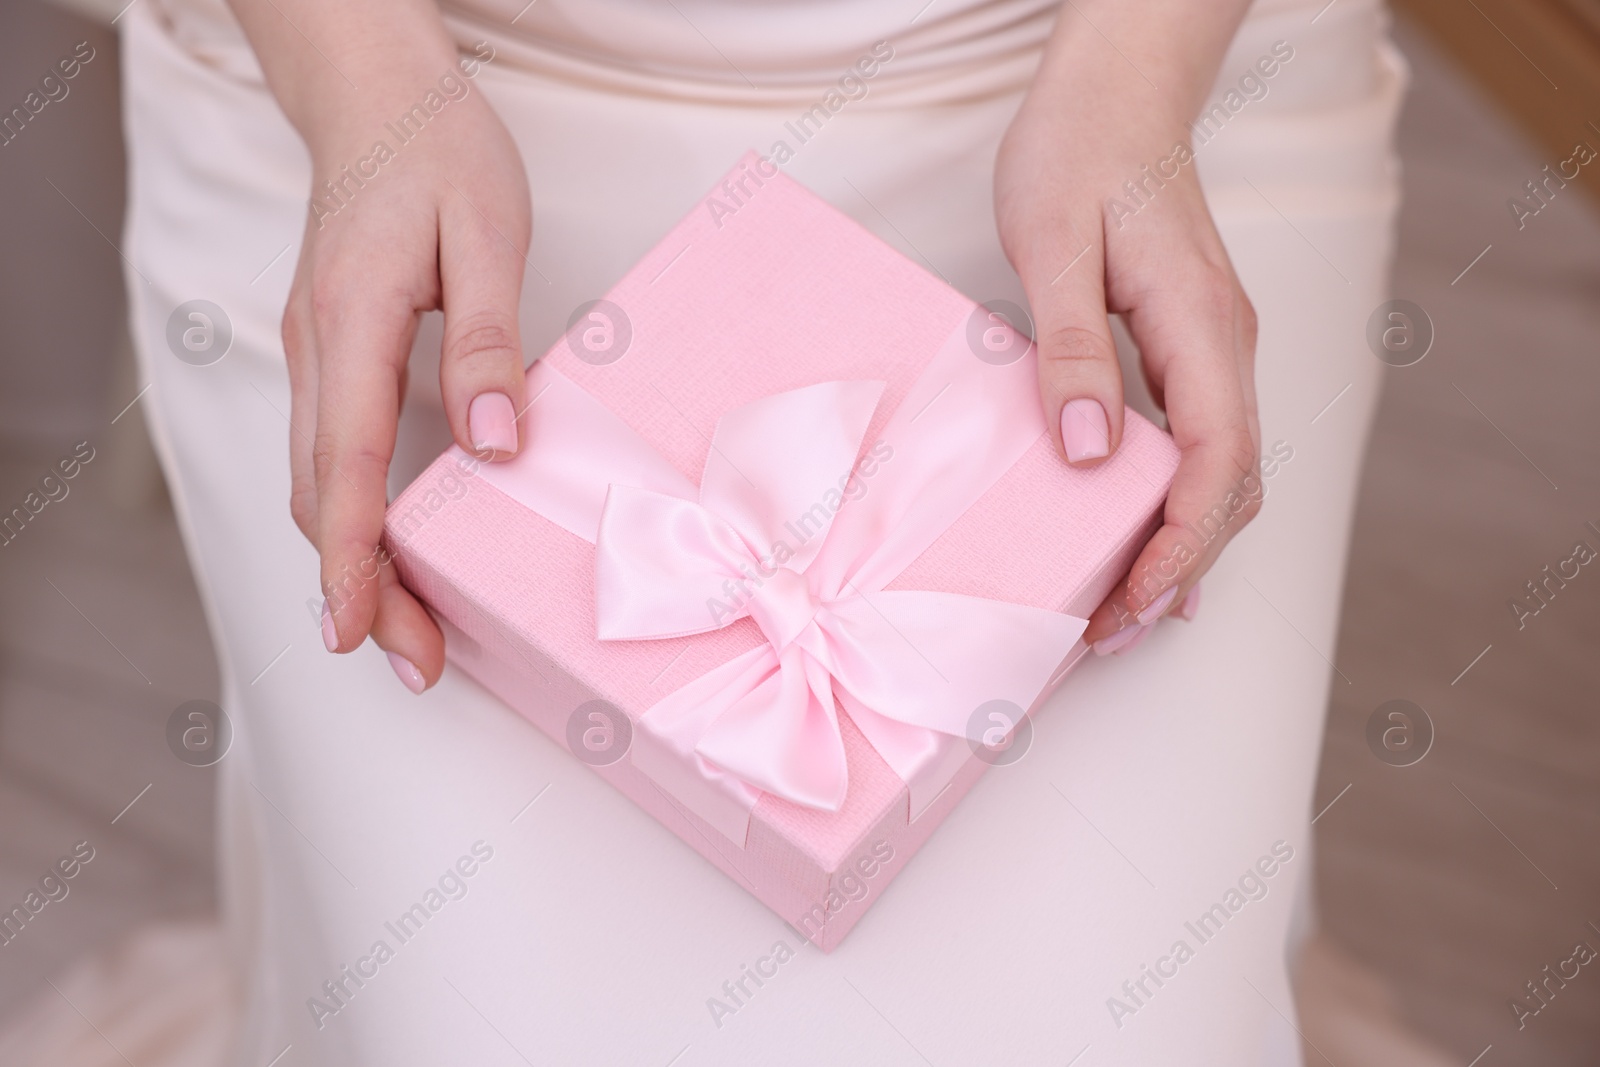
left=121, top=0, right=1404, bottom=1062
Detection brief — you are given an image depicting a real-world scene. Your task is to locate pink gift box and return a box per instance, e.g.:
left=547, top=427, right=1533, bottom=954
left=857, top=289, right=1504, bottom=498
left=385, top=154, right=1178, bottom=951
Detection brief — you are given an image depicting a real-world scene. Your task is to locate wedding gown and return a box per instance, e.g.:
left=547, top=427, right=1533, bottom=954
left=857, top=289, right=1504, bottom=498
left=118, top=0, right=1404, bottom=1061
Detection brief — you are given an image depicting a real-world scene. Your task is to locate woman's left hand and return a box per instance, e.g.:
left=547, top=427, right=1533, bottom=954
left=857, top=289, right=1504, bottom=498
left=995, top=0, right=1260, bottom=653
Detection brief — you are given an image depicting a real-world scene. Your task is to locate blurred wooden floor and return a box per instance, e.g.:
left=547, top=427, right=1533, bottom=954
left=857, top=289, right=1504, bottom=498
left=1311, top=15, right=1600, bottom=1066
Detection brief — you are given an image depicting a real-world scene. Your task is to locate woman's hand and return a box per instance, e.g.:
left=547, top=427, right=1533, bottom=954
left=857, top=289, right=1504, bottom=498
left=996, top=0, right=1259, bottom=654
left=229, top=0, right=530, bottom=691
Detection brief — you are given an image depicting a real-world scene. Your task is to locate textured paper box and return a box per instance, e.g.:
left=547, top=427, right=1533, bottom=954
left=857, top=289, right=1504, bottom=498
left=385, top=154, right=1179, bottom=950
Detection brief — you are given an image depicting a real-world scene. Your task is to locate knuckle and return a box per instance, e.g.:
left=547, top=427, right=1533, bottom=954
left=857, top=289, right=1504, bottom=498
left=281, top=301, right=311, bottom=370
left=281, top=302, right=303, bottom=350
left=310, top=432, right=341, bottom=486
left=310, top=429, right=387, bottom=487
left=1192, top=262, right=1237, bottom=319
left=288, top=484, right=318, bottom=539
left=308, top=274, right=346, bottom=325
left=445, top=317, right=520, bottom=369
left=1228, top=439, right=1266, bottom=520
left=1236, top=296, right=1260, bottom=365
left=1238, top=293, right=1259, bottom=343
left=1225, top=435, right=1261, bottom=482
left=1040, top=325, right=1115, bottom=371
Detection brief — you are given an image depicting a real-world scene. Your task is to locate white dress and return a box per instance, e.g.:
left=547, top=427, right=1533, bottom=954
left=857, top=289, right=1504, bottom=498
left=120, top=0, right=1405, bottom=1062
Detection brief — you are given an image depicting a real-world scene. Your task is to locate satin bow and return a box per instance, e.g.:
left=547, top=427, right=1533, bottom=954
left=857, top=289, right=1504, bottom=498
left=593, top=379, right=1088, bottom=814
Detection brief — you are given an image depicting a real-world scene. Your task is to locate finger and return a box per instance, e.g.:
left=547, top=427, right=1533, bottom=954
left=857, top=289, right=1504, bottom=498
left=282, top=277, right=321, bottom=544
left=1234, top=290, right=1262, bottom=457
left=1015, top=220, right=1126, bottom=468
left=438, top=187, right=528, bottom=462
left=1178, top=582, right=1201, bottom=621
left=312, top=275, right=421, bottom=653
left=1086, top=255, right=1258, bottom=647
left=368, top=555, right=445, bottom=693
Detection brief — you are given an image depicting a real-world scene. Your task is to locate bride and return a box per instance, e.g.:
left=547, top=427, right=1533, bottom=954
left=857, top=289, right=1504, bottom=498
left=113, top=0, right=1404, bottom=1061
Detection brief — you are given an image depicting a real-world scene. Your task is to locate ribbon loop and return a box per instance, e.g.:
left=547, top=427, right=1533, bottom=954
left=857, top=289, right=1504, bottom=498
left=699, top=380, right=885, bottom=574
left=594, top=485, right=755, bottom=642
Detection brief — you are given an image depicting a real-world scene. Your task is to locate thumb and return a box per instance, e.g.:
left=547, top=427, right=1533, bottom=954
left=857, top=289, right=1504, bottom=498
left=1022, top=237, right=1126, bottom=467
left=438, top=189, right=529, bottom=461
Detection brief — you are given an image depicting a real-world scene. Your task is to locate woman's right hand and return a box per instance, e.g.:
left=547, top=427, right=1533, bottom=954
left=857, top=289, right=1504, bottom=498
left=228, top=0, right=531, bottom=692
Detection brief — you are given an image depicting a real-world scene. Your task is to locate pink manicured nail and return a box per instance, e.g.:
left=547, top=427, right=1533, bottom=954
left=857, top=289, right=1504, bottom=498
left=468, top=392, right=518, bottom=454
left=1115, top=621, right=1156, bottom=655
left=321, top=599, right=339, bottom=653
left=1093, top=622, right=1143, bottom=656
left=1136, top=586, right=1178, bottom=625
left=1060, top=399, right=1110, bottom=464
left=386, top=651, right=426, bottom=695
left=1179, top=584, right=1201, bottom=621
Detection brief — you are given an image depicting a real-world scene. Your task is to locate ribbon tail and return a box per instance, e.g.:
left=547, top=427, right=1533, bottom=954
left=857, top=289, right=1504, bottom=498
left=694, top=645, right=850, bottom=813
left=824, top=590, right=1086, bottom=735
left=631, top=644, right=776, bottom=844
left=832, top=690, right=962, bottom=823
left=821, top=591, right=1086, bottom=816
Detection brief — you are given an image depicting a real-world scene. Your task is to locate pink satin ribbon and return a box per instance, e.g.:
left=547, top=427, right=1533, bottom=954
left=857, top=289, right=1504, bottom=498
left=470, top=321, right=1088, bottom=843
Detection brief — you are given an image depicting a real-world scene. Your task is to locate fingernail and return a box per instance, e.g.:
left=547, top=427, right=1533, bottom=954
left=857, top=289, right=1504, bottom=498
left=1136, top=586, right=1179, bottom=625
left=1115, top=621, right=1156, bottom=655
left=1093, top=622, right=1144, bottom=656
left=468, top=392, right=518, bottom=455
left=1179, top=584, right=1201, bottom=621
left=386, top=651, right=427, bottom=695
left=1060, top=399, right=1110, bottom=464
left=321, top=599, right=339, bottom=653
